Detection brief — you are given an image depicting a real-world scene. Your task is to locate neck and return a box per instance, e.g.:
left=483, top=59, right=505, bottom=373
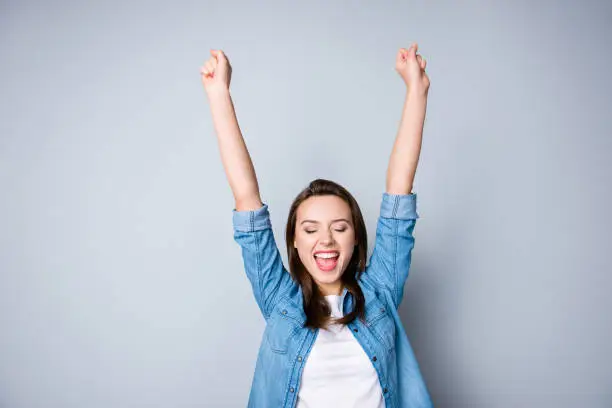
left=318, top=282, right=343, bottom=296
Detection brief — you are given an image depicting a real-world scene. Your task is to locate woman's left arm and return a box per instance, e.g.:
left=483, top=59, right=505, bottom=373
left=386, top=43, right=430, bottom=194
left=361, top=44, right=430, bottom=308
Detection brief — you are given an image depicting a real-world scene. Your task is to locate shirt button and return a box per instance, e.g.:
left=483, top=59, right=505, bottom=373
left=380, top=307, right=385, bottom=313
left=353, top=328, right=358, bottom=332
left=289, top=387, right=295, bottom=393
left=383, top=387, right=388, bottom=394
left=282, top=310, right=288, bottom=315
left=297, top=356, right=303, bottom=362
left=372, top=356, right=377, bottom=362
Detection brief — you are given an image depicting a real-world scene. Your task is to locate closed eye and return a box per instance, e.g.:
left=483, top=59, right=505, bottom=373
left=304, top=228, right=347, bottom=234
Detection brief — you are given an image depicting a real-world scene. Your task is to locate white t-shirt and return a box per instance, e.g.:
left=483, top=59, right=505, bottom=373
left=296, top=295, right=386, bottom=408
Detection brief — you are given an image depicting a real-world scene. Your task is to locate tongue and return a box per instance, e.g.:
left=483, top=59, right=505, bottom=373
left=316, top=257, right=338, bottom=271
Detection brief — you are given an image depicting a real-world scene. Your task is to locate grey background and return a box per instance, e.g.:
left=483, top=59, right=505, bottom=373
left=1, top=0, right=611, bottom=407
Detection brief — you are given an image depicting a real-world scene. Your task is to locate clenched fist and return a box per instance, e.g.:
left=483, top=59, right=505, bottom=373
left=396, top=43, right=429, bottom=95
left=200, top=49, right=232, bottom=95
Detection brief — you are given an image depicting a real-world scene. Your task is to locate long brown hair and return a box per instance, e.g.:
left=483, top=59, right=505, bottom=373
left=285, top=178, right=368, bottom=329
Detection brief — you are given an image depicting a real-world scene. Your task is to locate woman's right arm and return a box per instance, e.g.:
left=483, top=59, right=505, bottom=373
left=201, top=49, right=262, bottom=211
left=201, top=50, right=295, bottom=318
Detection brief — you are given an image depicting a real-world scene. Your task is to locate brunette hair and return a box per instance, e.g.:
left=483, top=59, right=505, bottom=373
left=285, top=178, right=367, bottom=329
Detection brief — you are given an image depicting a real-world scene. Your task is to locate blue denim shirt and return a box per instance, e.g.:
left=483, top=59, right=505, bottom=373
left=232, top=193, right=433, bottom=408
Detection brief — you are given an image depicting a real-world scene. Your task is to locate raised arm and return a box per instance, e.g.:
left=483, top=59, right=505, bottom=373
left=386, top=43, right=430, bottom=195
left=200, top=50, right=295, bottom=318
left=201, top=49, right=262, bottom=211
left=362, top=44, right=430, bottom=308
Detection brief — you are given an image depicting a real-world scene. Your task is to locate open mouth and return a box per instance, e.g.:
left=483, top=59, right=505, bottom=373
left=313, top=252, right=339, bottom=272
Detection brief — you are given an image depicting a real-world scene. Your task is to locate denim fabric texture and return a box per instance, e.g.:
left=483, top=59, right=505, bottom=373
left=232, top=193, right=433, bottom=408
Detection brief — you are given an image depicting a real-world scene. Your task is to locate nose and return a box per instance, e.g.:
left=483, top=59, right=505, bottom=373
left=320, top=229, right=335, bottom=245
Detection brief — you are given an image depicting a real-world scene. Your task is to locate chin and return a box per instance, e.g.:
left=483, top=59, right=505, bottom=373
left=308, top=263, right=344, bottom=286
left=314, top=272, right=342, bottom=285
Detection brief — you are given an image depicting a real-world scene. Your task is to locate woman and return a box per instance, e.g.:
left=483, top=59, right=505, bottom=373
left=200, top=44, right=432, bottom=408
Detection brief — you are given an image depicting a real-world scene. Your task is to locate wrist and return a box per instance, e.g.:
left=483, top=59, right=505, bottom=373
left=206, top=86, right=231, bottom=100
left=406, top=86, right=429, bottom=99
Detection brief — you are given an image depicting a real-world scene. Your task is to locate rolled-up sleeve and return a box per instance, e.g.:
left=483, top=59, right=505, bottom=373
left=232, top=203, right=273, bottom=232
left=379, top=192, right=419, bottom=220
left=232, top=204, right=294, bottom=319
left=362, top=193, right=419, bottom=308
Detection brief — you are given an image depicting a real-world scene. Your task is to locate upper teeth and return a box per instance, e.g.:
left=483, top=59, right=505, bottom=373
left=315, top=253, right=339, bottom=259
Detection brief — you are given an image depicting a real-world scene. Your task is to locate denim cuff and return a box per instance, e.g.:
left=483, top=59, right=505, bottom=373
left=232, top=203, right=273, bottom=232
left=380, top=192, right=419, bottom=220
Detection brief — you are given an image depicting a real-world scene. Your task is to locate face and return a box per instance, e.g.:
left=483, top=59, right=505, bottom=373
left=293, top=195, right=357, bottom=296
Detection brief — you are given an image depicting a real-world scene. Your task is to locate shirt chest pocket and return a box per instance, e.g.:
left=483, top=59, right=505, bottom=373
left=365, top=296, right=396, bottom=353
left=265, top=298, right=305, bottom=354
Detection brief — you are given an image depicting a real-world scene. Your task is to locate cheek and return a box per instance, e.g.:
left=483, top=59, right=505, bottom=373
left=295, top=236, right=315, bottom=257
left=343, top=234, right=358, bottom=260
left=339, top=232, right=356, bottom=248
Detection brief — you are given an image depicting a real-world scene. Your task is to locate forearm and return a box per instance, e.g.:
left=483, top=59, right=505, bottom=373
left=208, top=88, right=262, bottom=210
left=386, top=90, right=428, bottom=195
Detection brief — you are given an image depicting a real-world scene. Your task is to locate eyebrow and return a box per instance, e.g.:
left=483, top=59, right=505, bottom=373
left=300, top=218, right=352, bottom=225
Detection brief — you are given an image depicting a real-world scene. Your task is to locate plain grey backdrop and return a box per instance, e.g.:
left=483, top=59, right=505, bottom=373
left=1, top=0, right=611, bottom=407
